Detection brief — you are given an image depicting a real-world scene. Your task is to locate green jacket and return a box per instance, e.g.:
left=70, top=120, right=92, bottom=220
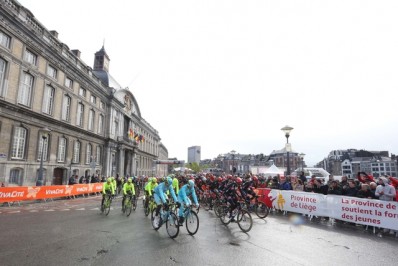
left=123, top=182, right=135, bottom=196
left=103, top=182, right=115, bottom=195
left=172, top=177, right=179, bottom=195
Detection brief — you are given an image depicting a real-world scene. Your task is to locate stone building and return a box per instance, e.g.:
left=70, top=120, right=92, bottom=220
left=0, top=0, right=166, bottom=186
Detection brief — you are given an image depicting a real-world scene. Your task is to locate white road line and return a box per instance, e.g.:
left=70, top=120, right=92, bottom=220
left=29, top=210, right=39, bottom=212
left=76, top=208, right=85, bottom=210
left=8, top=211, right=21, bottom=213
left=44, top=209, right=55, bottom=212
left=60, top=209, right=70, bottom=211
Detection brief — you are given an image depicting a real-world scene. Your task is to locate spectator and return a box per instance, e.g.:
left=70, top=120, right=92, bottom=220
left=327, top=180, right=342, bottom=195
left=298, top=171, right=307, bottom=185
left=68, top=175, right=77, bottom=185
left=79, top=176, right=84, bottom=184
left=292, top=179, right=304, bottom=191
left=269, top=176, right=279, bottom=189
left=356, top=183, right=376, bottom=199
left=1, top=182, right=5, bottom=187
left=340, top=176, right=349, bottom=191
left=327, top=174, right=334, bottom=186
left=369, top=182, right=378, bottom=199
left=343, top=180, right=358, bottom=197
left=375, top=176, right=396, bottom=201
left=279, top=177, right=292, bottom=190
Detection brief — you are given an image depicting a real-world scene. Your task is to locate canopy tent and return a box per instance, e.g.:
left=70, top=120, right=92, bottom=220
left=173, top=167, right=192, bottom=172
left=264, top=164, right=284, bottom=177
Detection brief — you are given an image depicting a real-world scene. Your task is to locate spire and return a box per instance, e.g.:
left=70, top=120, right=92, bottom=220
left=93, top=44, right=110, bottom=72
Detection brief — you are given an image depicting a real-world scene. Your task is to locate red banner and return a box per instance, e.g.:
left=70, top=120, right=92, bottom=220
left=0, top=183, right=103, bottom=202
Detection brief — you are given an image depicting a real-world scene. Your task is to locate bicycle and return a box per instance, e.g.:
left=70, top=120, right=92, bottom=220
left=219, top=200, right=253, bottom=233
left=244, top=195, right=269, bottom=219
left=144, top=195, right=157, bottom=217
left=151, top=203, right=179, bottom=239
left=101, top=191, right=113, bottom=216
left=180, top=204, right=200, bottom=235
left=122, top=193, right=136, bottom=217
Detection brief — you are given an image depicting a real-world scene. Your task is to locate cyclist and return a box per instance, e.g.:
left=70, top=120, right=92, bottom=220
left=122, top=178, right=136, bottom=212
left=177, top=179, right=199, bottom=225
left=144, top=177, right=158, bottom=207
left=153, top=176, right=178, bottom=224
left=172, top=175, right=179, bottom=195
left=224, top=177, right=241, bottom=221
left=101, top=178, right=115, bottom=210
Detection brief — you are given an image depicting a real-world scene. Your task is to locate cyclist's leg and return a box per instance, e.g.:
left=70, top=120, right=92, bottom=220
left=154, top=193, right=162, bottom=216
left=101, top=194, right=105, bottom=206
left=177, top=198, right=185, bottom=225
left=122, top=194, right=126, bottom=210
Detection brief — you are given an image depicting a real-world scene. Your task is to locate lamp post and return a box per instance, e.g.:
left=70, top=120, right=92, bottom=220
left=299, top=153, right=306, bottom=172
left=36, top=127, right=51, bottom=186
left=281, top=125, right=293, bottom=176
left=231, top=150, right=236, bottom=174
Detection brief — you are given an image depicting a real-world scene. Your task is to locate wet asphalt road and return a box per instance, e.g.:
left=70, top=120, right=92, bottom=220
left=1, top=196, right=397, bottom=266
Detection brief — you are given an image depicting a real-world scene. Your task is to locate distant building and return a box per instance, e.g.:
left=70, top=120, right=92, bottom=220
left=188, top=146, right=201, bottom=164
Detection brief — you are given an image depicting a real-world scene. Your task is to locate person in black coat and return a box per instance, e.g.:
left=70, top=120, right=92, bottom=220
left=342, top=180, right=358, bottom=197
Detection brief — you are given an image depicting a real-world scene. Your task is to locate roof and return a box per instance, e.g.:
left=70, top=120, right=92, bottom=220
left=93, top=70, right=123, bottom=90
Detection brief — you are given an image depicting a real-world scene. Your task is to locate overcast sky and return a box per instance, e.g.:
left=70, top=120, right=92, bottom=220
left=18, top=0, right=398, bottom=166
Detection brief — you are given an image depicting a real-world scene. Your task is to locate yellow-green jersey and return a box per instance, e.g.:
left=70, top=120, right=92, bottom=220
left=123, top=182, right=136, bottom=196
left=145, top=182, right=158, bottom=196
left=102, top=182, right=115, bottom=195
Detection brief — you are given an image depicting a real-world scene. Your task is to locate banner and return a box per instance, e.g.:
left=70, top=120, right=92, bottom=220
left=0, top=183, right=103, bottom=202
left=257, top=188, right=398, bottom=230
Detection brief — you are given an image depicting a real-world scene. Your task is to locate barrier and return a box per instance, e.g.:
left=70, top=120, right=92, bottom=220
left=256, top=188, right=398, bottom=231
left=0, top=183, right=103, bottom=203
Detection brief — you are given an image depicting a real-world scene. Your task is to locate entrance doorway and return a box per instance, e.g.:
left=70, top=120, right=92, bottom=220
left=53, top=168, right=66, bottom=185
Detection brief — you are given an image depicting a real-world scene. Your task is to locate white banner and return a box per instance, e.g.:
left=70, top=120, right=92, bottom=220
left=269, top=190, right=398, bottom=230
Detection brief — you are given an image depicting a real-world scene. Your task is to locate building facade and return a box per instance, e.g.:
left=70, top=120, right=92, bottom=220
left=187, top=146, right=201, bottom=164
left=0, top=0, right=167, bottom=186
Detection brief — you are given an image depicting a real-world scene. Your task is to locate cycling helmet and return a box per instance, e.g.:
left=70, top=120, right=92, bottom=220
left=236, top=177, right=243, bottom=185
left=252, top=176, right=258, bottom=182
left=106, top=177, right=112, bottom=183
left=217, top=177, right=223, bottom=183
left=151, top=177, right=157, bottom=184
left=127, top=178, right=132, bottom=183
left=187, top=180, right=194, bottom=188
left=166, top=176, right=173, bottom=185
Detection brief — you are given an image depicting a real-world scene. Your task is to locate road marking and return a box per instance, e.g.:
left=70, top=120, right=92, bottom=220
left=76, top=208, right=85, bottom=210
left=8, top=210, right=21, bottom=213
left=60, top=209, right=70, bottom=211
left=90, top=208, right=100, bottom=210
left=44, top=209, right=55, bottom=212
left=29, top=210, right=39, bottom=212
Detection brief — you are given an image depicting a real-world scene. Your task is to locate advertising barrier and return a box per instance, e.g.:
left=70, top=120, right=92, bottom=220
left=257, top=188, right=398, bottom=231
left=0, top=183, right=103, bottom=202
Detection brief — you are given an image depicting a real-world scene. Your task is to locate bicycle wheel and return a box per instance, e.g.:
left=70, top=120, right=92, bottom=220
left=132, top=197, right=137, bottom=211
left=213, top=200, right=223, bottom=217
left=237, top=209, right=253, bottom=233
left=255, top=202, right=269, bottom=219
left=104, top=196, right=112, bottom=216
left=151, top=209, right=162, bottom=230
left=204, top=198, right=212, bottom=211
left=166, top=212, right=179, bottom=239
left=219, top=205, right=231, bottom=225
left=186, top=210, right=199, bottom=235
left=125, top=198, right=132, bottom=217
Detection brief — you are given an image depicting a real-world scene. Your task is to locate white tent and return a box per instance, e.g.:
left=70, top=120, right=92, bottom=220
left=264, top=164, right=283, bottom=177
left=173, top=167, right=192, bottom=172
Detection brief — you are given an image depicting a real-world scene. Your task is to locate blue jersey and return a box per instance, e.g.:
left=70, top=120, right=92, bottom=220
left=178, top=184, right=198, bottom=206
left=154, top=182, right=177, bottom=204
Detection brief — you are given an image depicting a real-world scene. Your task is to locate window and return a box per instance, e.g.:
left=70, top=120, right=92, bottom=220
left=76, top=103, right=84, bottom=127
left=86, top=143, right=92, bottom=164
left=88, top=109, right=95, bottom=131
left=0, top=31, right=11, bottom=48
left=23, top=49, right=37, bottom=65
left=61, top=95, right=71, bottom=121
left=38, top=134, right=49, bottom=161
left=113, top=120, right=118, bottom=136
left=100, top=101, right=105, bottom=109
left=96, top=146, right=101, bottom=165
left=98, top=114, right=104, bottom=134
left=65, top=77, right=73, bottom=89
left=79, top=87, right=86, bottom=97
left=57, top=137, right=66, bottom=163
left=90, top=95, right=96, bottom=104
left=0, top=58, right=7, bottom=97
left=72, top=141, right=80, bottom=163
left=9, top=168, right=23, bottom=186
left=47, top=65, right=57, bottom=79
left=42, top=85, right=55, bottom=115
left=11, top=127, right=27, bottom=159
left=18, top=72, right=34, bottom=106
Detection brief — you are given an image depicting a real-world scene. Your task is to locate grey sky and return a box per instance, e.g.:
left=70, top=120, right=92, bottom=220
left=19, top=0, right=398, bottom=166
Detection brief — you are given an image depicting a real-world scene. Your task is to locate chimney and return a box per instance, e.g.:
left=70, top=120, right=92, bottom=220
left=71, top=49, right=81, bottom=58
left=49, top=30, right=58, bottom=38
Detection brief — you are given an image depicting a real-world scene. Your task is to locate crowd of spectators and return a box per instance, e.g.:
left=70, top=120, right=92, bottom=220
left=257, top=171, right=397, bottom=202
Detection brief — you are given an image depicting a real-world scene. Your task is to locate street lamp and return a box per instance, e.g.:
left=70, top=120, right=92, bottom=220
left=231, top=150, right=236, bottom=174
left=281, top=125, right=293, bottom=176
left=299, top=153, right=306, bottom=171
left=36, top=127, right=51, bottom=186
